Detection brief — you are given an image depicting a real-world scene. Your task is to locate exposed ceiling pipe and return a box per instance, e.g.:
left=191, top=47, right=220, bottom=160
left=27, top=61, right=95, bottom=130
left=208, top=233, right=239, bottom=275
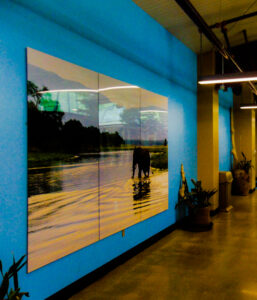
left=173, top=0, right=229, bottom=59
left=210, top=11, right=257, bottom=29
left=174, top=0, right=257, bottom=95
left=221, top=27, right=230, bottom=49
left=242, top=29, right=248, bottom=44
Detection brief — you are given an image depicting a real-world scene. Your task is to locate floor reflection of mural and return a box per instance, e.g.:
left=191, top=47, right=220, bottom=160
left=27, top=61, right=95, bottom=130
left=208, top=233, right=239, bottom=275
left=27, top=48, right=168, bottom=273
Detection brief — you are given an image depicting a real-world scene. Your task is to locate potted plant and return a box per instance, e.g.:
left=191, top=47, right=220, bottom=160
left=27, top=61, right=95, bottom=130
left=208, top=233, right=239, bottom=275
left=232, top=152, right=253, bottom=196
left=176, top=179, right=217, bottom=227
left=0, top=255, right=29, bottom=300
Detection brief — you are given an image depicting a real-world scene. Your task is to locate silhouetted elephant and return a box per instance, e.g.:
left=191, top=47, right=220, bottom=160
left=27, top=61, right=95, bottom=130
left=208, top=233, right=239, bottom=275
left=132, top=147, right=150, bottom=179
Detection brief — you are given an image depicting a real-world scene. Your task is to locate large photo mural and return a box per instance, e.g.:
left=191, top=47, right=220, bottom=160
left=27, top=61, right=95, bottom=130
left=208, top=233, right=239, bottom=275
left=27, top=48, right=168, bottom=272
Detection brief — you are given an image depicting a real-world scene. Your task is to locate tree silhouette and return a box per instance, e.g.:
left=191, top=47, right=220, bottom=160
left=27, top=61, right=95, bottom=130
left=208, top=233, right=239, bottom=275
left=27, top=80, right=48, bottom=107
left=62, top=120, right=85, bottom=153
left=28, top=80, right=125, bottom=155
left=101, top=131, right=124, bottom=147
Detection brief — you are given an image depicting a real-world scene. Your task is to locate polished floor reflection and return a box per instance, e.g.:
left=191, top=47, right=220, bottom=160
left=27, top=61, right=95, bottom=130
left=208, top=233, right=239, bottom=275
left=70, top=192, right=257, bottom=300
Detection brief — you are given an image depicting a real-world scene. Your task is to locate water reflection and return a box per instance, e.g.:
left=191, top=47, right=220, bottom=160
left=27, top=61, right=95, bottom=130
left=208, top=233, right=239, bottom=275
left=133, top=178, right=151, bottom=213
left=28, top=155, right=100, bottom=197
left=28, top=167, right=63, bottom=196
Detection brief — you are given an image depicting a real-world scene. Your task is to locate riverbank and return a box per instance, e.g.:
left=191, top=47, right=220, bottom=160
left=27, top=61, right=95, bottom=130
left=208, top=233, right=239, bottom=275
left=28, top=145, right=168, bottom=168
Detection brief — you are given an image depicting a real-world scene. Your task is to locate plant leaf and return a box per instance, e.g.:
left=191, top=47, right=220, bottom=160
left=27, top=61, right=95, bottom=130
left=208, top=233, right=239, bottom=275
left=0, top=260, right=3, bottom=276
left=8, top=255, right=26, bottom=278
left=13, top=263, right=18, bottom=291
left=16, top=261, right=27, bottom=273
left=14, top=255, right=26, bottom=269
left=0, top=273, right=9, bottom=299
left=19, top=291, right=30, bottom=298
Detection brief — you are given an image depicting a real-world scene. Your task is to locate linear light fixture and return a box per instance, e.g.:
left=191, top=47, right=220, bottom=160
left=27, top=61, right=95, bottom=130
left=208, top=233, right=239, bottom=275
left=240, top=103, right=257, bottom=109
left=140, top=110, right=168, bottom=113
left=198, top=71, right=257, bottom=85
left=37, top=85, right=139, bottom=94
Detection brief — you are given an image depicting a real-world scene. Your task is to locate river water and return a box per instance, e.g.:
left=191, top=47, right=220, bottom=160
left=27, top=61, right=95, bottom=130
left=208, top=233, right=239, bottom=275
left=28, top=150, right=168, bottom=272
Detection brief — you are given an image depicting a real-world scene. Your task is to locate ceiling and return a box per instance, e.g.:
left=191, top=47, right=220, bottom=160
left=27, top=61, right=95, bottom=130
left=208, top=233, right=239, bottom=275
left=133, top=0, right=257, bottom=53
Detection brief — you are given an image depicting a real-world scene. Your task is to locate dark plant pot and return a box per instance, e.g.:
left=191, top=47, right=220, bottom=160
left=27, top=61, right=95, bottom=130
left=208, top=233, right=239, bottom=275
left=193, top=207, right=211, bottom=225
left=232, top=169, right=250, bottom=196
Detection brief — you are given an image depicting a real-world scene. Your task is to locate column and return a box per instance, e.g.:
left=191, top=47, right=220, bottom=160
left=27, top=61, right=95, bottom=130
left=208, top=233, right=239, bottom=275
left=197, top=51, right=219, bottom=210
left=234, top=84, right=256, bottom=190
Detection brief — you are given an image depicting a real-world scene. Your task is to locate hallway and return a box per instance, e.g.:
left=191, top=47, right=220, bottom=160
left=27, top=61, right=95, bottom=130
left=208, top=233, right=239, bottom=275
left=70, top=192, right=257, bottom=300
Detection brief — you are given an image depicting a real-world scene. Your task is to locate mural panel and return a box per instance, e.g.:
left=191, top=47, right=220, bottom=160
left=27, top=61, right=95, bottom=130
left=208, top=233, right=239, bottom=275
left=140, top=89, right=169, bottom=220
left=99, top=74, right=141, bottom=239
left=27, top=48, right=100, bottom=272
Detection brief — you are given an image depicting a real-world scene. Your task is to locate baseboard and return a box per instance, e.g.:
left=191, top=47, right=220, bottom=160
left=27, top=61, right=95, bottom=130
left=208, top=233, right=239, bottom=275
left=46, top=221, right=179, bottom=300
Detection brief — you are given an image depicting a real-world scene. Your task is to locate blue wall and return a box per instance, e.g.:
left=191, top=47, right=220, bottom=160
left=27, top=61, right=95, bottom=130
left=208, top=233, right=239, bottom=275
left=219, top=89, right=233, bottom=171
left=0, top=1, right=197, bottom=299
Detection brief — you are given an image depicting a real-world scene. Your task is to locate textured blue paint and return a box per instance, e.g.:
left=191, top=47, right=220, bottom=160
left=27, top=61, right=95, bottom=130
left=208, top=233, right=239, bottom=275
left=0, top=0, right=197, bottom=298
left=12, top=0, right=196, bottom=93
left=219, top=89, right=233, bottom=171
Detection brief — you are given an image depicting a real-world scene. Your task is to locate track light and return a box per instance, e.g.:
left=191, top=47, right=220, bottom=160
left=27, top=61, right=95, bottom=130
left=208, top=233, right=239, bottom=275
left=240, top=103, right=257, bottom=109
left=198, top=71, right=257, bottom=85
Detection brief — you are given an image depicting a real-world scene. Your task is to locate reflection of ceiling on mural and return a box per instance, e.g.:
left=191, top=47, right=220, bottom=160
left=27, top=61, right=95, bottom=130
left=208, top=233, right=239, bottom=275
left=27, top=48, right=169, bottom=145
left=141, top=105, right=168, bottom=113
left=99, top=73, right=140, bottom=109
left=141, top=89, right=167, bottom=110
left=27, top=48, right=98, bottom=89
left=141, top=110, right=168, bottom=113
left=28, top=48, right=141, bottom=110
left=28, top=48, right=168, bottom=114
left=99, top=74, right=168, bottom=111
left=28, top=65, right=88, bottom=90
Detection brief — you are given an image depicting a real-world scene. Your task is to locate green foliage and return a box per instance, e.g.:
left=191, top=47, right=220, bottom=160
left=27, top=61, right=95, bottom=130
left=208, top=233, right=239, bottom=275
left=0, top=255, right=29, bottom=300
left=237, top=152, right=254, bottom=174
left=176, top=179, right=217, bottom=210
left=190, top=179, right=217, bottom=208
left=151, top=151, right=168, bottom=170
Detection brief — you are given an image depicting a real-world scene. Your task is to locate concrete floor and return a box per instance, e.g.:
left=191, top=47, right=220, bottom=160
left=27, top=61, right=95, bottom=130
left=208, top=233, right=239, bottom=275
left=70, top=193, right=257, bottom=300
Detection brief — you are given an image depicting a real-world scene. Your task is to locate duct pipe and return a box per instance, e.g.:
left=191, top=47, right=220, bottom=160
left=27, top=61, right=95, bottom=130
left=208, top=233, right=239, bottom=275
left=174, top=0, right=257, bottom=95
left=210, top=11, right=257, bottom=28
